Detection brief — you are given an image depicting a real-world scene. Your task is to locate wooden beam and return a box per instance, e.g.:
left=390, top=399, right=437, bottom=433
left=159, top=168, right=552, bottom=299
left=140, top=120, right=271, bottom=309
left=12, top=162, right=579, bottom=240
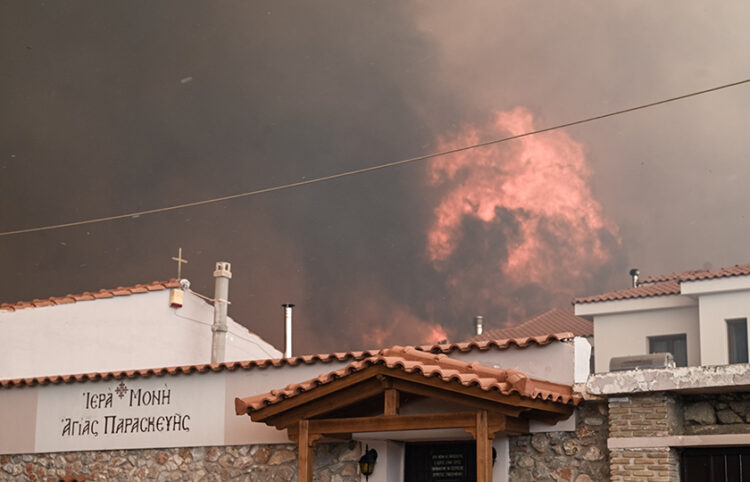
left=476, top=411, right=492, bottom=482
left=383, top=368, right=574, bottom=416
left=249, top=367, right=382, bottom=422
left=266, top=379, right=384, bottom=429
left=384, top=388, right=399, bottom=416
left=465, top=413, right=530, bottom=439
left=309, top=411, right=479, bottom=434
left=298, top=420, right=314, bottom=482
left=390, top=379, right=526, bottom=418
left=503, top=416, right=530, bottom=434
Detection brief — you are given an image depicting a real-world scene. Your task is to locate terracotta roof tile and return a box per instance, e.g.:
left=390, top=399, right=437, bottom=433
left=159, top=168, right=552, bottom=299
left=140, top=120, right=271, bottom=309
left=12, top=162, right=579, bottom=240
left=0, top=279, right=181, bottom=313
left=236, top=345, right=579, bottom=414
left=465, top=309, right=591, bottom=342
left=417, top=332, right=573, bottom=354
left=574, top=280, right=681, bottom=304
left=576, top=262, right=750, bottom=305
left=0, top=334, right=570, bottom=389
left=653, top=263, right=750, bottom=283
left=0, top=351, right=381, bottom=389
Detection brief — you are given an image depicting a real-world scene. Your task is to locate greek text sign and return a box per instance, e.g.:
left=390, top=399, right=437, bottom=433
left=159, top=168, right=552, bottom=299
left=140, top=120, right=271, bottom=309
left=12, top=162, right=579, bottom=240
left=35, top=374, right=225, bottom=452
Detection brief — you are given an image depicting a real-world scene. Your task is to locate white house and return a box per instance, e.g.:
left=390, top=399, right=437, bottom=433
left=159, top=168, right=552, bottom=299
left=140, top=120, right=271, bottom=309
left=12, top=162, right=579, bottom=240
left=574, top=263, right=750, bottom=373
left=578, top=263, right=750, bottom=481
left=0, top=262, right=281, bottom=380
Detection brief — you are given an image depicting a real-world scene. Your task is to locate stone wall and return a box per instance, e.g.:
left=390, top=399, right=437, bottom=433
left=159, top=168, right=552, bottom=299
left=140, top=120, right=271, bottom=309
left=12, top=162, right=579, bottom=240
left=682, top=392, right=750, bottom=435
left=0, top=443, right=361, bottom=482
left=508, top=402, right=609, bottom=482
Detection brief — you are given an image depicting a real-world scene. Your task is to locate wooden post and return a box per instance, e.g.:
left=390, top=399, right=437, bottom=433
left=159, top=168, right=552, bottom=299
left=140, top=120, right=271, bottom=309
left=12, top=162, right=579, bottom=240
left=298, top=419, right=313, bottom=482
left=476, top=410, right=492, bottom=482
left=384, top=388, right=399, bottom=415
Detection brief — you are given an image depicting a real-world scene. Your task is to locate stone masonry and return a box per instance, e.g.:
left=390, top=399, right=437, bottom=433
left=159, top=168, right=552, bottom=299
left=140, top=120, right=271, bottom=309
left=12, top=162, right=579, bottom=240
left=608, top=393, right=681, bottom=481
left=0, top=443, right=361, bottom=482
left=682, top=392, right=750, bottom=435
left=509, top=402, right=609, bottom=482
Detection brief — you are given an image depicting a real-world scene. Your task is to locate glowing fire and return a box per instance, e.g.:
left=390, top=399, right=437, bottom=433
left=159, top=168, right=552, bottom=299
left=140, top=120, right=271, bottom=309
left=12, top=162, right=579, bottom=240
left=338, top=284, right=452, bottom=348
left=427, top=107, right=618, bottom=290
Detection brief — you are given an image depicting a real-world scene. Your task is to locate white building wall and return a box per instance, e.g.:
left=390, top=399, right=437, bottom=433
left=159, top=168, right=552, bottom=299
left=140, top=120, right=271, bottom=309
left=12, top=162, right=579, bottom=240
left=447, top=340, right=578, bottom=386
left=592, top=305, right=700, bottom=372
left=697, top=289, right=750, bottom=366
left=0, top=290, right=281, bottom=380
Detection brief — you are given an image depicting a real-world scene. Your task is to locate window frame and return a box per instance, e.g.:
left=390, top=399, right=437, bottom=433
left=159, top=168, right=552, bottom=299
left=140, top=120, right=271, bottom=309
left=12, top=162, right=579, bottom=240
left=727, top=318, right=748, bottom=364
left=648, top=333, right=688, bottom=367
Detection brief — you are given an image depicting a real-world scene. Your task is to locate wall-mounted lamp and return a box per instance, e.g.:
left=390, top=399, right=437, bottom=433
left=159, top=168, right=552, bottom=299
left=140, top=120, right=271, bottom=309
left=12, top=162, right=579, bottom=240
left=358, top=445, right=378, bottom=480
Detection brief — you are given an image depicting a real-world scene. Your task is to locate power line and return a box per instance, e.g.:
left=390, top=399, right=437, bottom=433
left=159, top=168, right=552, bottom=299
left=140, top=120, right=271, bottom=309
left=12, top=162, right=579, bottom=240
left=2, top=77, right=750, bottom=238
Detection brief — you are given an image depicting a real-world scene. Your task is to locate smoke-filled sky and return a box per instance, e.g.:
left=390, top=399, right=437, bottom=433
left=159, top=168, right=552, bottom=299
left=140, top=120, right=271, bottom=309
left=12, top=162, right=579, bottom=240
left=2, top=1, right=750, bottom=355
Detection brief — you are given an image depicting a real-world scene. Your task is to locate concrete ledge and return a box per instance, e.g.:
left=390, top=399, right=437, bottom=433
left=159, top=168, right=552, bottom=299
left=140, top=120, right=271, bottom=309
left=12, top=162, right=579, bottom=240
left=587, top=364, right=750, bottom=395
left=609, top=433, right=750, bottom=449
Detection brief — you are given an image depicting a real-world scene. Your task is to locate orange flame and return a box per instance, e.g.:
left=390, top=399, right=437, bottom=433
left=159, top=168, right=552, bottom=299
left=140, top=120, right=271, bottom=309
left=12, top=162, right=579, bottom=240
left=428, top=107, right=619, bottom=291
left=334, top=283, right=453, bottom=349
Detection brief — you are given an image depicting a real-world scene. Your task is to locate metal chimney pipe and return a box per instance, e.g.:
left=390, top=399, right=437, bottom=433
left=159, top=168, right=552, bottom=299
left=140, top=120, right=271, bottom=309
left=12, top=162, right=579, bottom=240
left=474, top=315, right=484, bottom=336
left=211, top=262, right=232, bottom=364
left=282, top=304, right=294, bottom=358
left=629, top=268, right=640, bottom=288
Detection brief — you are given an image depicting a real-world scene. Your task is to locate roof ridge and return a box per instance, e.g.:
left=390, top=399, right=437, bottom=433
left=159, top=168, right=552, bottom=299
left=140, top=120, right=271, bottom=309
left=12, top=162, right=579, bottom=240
left=0, top=279, right=181, bottom=312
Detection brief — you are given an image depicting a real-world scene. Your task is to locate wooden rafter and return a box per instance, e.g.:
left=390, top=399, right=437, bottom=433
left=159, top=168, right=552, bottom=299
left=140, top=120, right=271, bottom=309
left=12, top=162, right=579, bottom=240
left=244, top=364, right=574, bottom=429
left=262, top=378, right=384, bottom=429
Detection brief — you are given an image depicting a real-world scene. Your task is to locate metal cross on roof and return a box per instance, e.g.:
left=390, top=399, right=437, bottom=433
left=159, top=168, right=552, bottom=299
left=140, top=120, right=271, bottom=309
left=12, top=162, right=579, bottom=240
left=171, top=248, right=188, bottom=280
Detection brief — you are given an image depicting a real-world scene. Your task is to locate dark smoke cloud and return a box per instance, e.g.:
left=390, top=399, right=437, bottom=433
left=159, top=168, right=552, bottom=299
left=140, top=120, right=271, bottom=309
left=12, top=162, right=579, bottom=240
left=3, top=1, right=750, bottom=354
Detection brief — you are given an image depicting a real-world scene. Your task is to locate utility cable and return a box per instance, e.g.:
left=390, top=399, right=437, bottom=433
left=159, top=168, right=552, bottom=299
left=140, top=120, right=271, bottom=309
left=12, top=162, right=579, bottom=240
left=2, top=77, right=749, bottom=238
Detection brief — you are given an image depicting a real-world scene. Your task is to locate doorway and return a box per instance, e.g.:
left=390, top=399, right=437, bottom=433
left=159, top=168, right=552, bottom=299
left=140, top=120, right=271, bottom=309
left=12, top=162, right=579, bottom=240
left=404, top=442, right=476, bottom=482
left=681, top=447, right=750, bottom=482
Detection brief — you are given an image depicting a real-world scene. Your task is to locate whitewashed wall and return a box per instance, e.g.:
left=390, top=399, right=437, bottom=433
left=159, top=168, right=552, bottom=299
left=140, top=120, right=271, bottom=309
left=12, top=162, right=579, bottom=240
left=583, top=302, right=700, bottom=372
left=693, top=287, right=750, bottom=366
left=0, top=290, right=281, bottom=380
left=0, top=339, right=581, bottom=456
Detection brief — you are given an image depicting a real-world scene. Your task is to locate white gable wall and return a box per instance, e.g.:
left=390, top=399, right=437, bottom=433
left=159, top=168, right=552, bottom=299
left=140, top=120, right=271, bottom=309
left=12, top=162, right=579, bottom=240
left=696, top=289, right=750, bottom=366
left=589, top=305, right=700, bottom=372
left=0, top=290, right=281, bottom=380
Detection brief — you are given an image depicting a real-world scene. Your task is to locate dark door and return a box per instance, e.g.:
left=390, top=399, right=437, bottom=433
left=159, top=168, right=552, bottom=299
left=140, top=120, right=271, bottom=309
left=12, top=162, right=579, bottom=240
left=404, top=442, right=476, bottom=482
left=682, top=447, right=750, bottom=482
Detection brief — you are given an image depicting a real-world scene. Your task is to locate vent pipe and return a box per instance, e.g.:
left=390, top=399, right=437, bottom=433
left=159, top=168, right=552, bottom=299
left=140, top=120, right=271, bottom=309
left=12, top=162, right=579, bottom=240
left=629, top=268, right=640, bottom=288
left=474, top=315, right=484, bottom=336
left=211, top=262, right=232, bottom=364
left=282, top=304, right=294, bottom=358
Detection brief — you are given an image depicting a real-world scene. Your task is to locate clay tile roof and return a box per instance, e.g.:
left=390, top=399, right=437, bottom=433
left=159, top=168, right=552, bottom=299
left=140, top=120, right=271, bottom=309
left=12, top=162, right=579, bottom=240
left=575, top=262, right=750, bottom=305
left=0, top=333, right=571, bottom=390
left=0, top=351, right=382, bottom=389
left=465, top=309, right=591, bottom=342
left=416, top=332, right=573, bottom=354
left=236, top=345, right=579, bottom=414
left=0, top=279, right=181, bottom=312
left=574, top=280, right=681, bottom=304
left=644, top=263, right=750, bottom=283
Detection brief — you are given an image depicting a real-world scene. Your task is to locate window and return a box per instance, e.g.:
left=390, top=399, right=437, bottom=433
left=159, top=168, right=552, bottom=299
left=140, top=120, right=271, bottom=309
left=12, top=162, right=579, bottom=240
left=727, top=318, right=748, bottom=364
left=649, top=334, right=687, bottom=367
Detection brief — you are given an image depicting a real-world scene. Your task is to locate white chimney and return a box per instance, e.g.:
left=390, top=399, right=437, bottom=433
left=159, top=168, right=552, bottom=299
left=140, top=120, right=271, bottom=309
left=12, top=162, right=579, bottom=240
left=282, top=304, right=294, bottom=358
left=474, top=315, right=484, bottom=336
left=211, top=262, right=232, bottom=364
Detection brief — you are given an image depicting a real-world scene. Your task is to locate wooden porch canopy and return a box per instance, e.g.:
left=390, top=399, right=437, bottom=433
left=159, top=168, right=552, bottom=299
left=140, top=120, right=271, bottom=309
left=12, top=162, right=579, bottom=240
left=236, top=346, right=579, bottom=482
